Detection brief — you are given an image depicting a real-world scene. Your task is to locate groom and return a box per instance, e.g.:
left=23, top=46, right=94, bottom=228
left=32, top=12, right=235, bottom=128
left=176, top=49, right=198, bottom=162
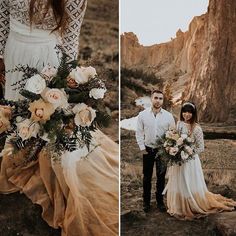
left=136, top=90, right=175, bottom=212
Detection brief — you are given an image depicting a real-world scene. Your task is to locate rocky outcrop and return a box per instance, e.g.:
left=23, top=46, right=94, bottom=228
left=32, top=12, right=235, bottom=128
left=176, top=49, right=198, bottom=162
left=121, top=0, right=236, bottom=123
left=187, top=0, right=236, bottom=123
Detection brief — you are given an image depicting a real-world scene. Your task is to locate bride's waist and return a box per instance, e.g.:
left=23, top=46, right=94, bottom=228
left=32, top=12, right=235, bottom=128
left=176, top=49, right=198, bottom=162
left=9, top=18, right=61, bottom=44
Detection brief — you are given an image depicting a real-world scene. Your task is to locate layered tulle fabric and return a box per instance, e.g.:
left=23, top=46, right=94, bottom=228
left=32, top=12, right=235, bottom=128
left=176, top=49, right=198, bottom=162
left=0, top=130, right=119, bottom=235
left=0, top=19, right=119, bottom=235
left=163, top=156, right=236, bottom=220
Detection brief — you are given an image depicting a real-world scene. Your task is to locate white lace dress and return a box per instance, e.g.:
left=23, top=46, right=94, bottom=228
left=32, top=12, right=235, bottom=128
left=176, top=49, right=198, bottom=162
left=0, top=0, right=87, bottom=100
left=163, top=121, right=236, bottom=220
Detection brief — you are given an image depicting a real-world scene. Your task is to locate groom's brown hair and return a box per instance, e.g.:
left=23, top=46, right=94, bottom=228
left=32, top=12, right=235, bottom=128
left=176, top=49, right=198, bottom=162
left=151, top=90, right=163, bottom=96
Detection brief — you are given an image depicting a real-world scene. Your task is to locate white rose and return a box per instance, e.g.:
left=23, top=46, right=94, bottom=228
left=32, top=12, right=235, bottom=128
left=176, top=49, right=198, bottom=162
left=163, top=141, right=169, bottom=148
left=169, top=147, right=179, bottom=156
left=89, top=88, right=107, bottom=99
left=25, top=74, right=46, bottom=94
left=81, top=66, right=97, bottom=80
left=69, top=67, right=88, bottom=85
left=185, top=146, right=193, bottom=155
left=41, top=65, right=57, bottom=80
left=165, top=131, right=171, bottom=139
left=73, top=103, right=96, bottom=127
left=169, top=126, right=176, bottom=132
left=17, top=119, right=40, bottom=141
left=181, top=134, right=188, bottom=139
left=187, top=137, right=193, bottom=143
left=176, top=137, right=184, bottom=146
left=181, top=150, right=189, bottom=160
left=43, top=88, right=69, bottom=109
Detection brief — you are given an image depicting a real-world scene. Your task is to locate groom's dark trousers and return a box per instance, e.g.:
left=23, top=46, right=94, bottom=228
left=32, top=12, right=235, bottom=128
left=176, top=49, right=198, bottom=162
left=143, top=146, right=166, bottom=206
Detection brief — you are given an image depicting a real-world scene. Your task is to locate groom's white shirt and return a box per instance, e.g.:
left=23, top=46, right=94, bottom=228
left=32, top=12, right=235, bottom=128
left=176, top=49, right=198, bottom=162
left=136, top=107, right=175, bottom=151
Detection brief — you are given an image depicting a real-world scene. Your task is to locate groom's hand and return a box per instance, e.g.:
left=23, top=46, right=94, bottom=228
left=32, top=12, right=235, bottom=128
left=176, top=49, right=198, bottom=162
left=140, top=149, right=148, bottom=156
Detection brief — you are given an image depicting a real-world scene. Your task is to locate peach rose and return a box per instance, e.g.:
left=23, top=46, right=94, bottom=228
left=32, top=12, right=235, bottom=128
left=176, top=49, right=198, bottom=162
left=41, top=65, right=57, bottom=80
left=0, top=105, right=12, bottom=119
left=0, top=113, right=11, bottom=134
left=73, top=103, right=96, bottom=127
left=17, top=119, right=40, bottom=141
left=42, top=88, right=69, bottom=109
left=28, top=99, right=55, bottom=122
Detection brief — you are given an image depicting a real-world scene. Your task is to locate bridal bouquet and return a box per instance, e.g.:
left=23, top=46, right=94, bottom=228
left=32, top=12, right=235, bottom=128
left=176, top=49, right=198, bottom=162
left=156, top=127, right=195, bottom=167
left=0, top=47, right=110, bottom=164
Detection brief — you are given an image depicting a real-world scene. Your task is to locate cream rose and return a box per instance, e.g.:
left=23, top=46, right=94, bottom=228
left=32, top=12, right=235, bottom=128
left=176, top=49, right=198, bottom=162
left=163, top=141, right=169, bottom=148
left=0, top=113, right=11, bottom=134
left=73, top=103, right=96, bottom=127
left=17, top=119, right=40, bottom=141
left=68, top=67, right=88, bottom=85
left=181, top=134, right=188, bottom=139
left=165, top=131, right=172, bottom=139
left=81, top=66, right=97, bottom=80
left=89, top=88, right=107, bottom=99
left=169, top=147, right=179, bottom=156
left=42, top=88, right=69, bottom=109
left=185, top=146, right=193, bottom=155
left=41, top=65, right=57, bottom=80
left=176, top=137, right=184, bottom=146
left=25, top=74, right=46, bottom=94
left=181, top=150, right=189, bottom=160
left=187, top=137, right=193, bottom=143
left=0, top=105, right=12, bottom=119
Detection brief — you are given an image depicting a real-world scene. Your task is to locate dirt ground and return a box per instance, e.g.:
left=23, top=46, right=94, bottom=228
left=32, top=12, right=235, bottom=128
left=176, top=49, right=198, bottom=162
left=0, top=1, right=118, bottom=235
left=121, top=129, right=236, bottom=236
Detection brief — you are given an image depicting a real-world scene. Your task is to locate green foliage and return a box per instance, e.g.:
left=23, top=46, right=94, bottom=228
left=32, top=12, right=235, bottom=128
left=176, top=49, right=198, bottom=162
left=66, top=89, right=90, bottom=103
left=95, top=111, right=111, bottom=128
left=20, top=89, right=41, bottom=101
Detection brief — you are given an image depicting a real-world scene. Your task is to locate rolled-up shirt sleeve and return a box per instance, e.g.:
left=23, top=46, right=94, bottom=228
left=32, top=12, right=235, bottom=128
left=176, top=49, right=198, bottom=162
left=135, top=113, right=145, bottom=151
left=0, top=0, right=10, bottom=59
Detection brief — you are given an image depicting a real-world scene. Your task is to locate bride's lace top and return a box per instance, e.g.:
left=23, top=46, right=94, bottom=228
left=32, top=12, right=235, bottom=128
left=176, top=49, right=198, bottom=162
left=177, top=121, right=204, bottom=155
left=0, top=0, right=87, bottom=60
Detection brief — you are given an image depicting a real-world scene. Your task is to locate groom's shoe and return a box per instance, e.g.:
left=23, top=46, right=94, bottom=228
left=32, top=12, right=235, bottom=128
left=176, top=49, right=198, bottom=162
left=157, top=202, right=166, bottom=212
left=143, top=204, right=151, bottom=213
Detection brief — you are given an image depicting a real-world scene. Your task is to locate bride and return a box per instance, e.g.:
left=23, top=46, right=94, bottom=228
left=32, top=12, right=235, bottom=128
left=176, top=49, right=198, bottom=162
left=0, top=0, right=119, bottom=235
left=163, top=102, right=236, bottom=219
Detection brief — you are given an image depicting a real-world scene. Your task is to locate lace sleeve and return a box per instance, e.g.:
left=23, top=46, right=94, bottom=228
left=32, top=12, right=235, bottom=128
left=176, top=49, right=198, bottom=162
left=62, top=0, right=87, bottom=60
left=193, top=125, right=204, bottom=154
left=0, top=0, right=10, bottom=59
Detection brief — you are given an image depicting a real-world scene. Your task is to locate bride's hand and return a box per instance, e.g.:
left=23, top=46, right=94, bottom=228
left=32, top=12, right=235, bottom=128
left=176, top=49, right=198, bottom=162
left=0, top=58, right=6, bottom=84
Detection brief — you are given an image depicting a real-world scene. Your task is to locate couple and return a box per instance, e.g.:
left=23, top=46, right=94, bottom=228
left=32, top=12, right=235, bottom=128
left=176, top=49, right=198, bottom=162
left=136, top=90, right=236, bottom=219
left=0, top=0, right=118, bottom=235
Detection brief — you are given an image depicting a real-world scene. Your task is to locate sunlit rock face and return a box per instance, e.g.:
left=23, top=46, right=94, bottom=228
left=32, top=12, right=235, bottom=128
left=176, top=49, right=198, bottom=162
left=121, top=0, right=236, bottom=123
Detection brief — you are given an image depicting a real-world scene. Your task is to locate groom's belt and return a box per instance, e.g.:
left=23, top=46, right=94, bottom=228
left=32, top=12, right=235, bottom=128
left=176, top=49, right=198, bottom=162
left=145, top=146, right=158, bottom=153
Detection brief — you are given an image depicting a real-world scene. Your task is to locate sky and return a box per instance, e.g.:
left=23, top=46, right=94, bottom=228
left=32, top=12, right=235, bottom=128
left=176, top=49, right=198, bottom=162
left=121, top=0, right=209, bottom=46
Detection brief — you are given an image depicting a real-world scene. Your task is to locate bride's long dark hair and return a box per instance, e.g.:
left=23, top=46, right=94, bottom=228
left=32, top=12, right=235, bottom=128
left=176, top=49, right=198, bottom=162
left=29, top=0, right=67, bottom=33
left=180, top=102, right=198, bottom=124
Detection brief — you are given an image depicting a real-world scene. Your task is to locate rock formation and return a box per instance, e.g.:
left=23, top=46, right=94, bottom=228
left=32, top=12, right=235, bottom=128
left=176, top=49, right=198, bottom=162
left=121, top=0, right=236, bottom=123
